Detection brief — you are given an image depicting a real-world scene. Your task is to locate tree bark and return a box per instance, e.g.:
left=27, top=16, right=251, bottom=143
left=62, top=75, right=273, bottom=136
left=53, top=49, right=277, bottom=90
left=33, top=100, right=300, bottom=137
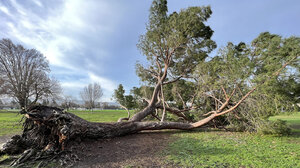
left=0, top=105, right=196, bottom=160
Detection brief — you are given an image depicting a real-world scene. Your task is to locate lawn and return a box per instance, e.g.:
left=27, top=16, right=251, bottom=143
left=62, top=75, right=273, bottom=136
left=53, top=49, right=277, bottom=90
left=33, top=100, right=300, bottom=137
left=68, top=109, right=129, bottom=122
left=0, top=109, right=129, bottom=136
left=0, top=111, right=22, bottom=136
left=269, top=112, right=300, bottom=125
left=165, top=112, right=300, bottom=168
left=0, top=110, right=299, bottom=167
left=269, top=112, right=300, bottom=132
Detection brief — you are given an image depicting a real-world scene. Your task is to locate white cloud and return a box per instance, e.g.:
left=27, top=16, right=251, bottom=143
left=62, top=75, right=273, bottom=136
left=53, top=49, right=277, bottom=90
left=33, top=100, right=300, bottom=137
left=61, top=81, right=86, bottom=89
left=60, top=72, right=117, bottom=102
left=0, top=6, right=12, bottom=16
left=10, top=0, right=27, bottom=16
left=1, top=0, right=120, bottom=68
left=0, top=0, right=124, bottom=102
left=88, top=73, right=117, bottom=93
left=31, top=0, right=43, bottom=7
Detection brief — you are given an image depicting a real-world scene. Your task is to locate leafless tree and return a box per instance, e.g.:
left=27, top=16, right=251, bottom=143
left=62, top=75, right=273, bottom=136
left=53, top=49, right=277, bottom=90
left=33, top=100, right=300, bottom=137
left=0, top=38, right=61, bottom=108
left=61, top=95, right=79, bottom=111
left=0, top=75, right=6, bottom=95
left=80, top=83, right=103, bottom=110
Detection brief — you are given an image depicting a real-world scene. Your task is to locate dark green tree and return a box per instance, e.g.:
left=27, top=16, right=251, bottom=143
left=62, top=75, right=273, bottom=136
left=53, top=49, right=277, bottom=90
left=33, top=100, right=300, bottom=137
left=113, top=84, right=137, bottom=110
left=193, top=32, right=299, bottom=133
left=132, top=0, right=216, bottom=122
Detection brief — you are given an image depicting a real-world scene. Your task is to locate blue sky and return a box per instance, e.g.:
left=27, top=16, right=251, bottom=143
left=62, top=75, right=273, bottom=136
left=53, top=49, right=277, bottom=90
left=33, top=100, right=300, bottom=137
left=0, top=0, right=299, bottom=102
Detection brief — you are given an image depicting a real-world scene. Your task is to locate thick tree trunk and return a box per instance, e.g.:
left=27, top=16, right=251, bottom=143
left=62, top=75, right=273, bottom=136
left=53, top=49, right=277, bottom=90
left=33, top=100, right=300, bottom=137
left=0, top=106, right=195, bottom=164
left=0, top=102, right=240, bottom=166
left=129, top=82, right=162, bottom=122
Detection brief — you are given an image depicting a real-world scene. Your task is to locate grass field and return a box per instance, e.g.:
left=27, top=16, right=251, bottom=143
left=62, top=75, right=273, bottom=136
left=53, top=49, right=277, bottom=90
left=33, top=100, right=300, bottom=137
left=0, top=110, right=299, bottom=167
left=68, top=109, right=129, bottom=122
left=165, top=131, right=300, bottom=168
left=269, top=112, right=300, bottom=125
left=0, top=109, right=129, bottom=136
left=269, top=112, right=300, bottom=132
left=0, top=110, right=22, bottom=136
left=165, top=112, right=300, bottom=168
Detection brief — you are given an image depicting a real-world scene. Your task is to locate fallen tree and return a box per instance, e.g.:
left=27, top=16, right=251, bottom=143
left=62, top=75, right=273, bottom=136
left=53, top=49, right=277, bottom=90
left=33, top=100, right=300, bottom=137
left=0, top=91, right=250, bottom=167
left=0, top=52, right=297, bottom=167
left=0, top=53, right=296, bottom=167
left=0, top=0, right=298, bottom=167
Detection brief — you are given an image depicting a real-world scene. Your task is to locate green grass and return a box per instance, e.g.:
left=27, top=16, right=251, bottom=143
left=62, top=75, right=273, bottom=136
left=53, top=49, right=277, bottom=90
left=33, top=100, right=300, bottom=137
left=1, top=110, right=299, bottom=167
left=165, top=131, right=300, bottom=168
left=269, top=112, right=300, bottom=133
left=269, top=112, right=300, bottom=126
left=68, top=109, right=129, bottom=122
left=165, top=112, right=300, bottom=168
left=0, top=111, right=23, bottom=136
left=0, top=109, right=129, bottom=136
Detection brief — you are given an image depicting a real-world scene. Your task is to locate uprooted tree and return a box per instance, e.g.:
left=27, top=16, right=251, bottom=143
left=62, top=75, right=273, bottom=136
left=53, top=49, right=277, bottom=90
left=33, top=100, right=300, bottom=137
left=0, top=0, right=299, bottom=167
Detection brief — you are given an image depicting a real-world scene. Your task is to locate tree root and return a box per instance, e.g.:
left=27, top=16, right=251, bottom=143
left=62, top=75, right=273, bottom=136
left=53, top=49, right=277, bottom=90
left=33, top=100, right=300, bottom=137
left=0, top=105, right=222, bottom=167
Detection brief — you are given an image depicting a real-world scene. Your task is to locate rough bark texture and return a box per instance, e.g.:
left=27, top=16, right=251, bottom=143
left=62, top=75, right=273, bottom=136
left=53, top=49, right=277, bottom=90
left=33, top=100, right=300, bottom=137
left=0, top=105, right=196, bottom=167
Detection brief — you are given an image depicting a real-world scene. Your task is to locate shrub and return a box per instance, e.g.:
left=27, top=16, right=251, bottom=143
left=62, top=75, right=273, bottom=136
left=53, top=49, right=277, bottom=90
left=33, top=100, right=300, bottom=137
left=259, top=119, right=291, bottom=136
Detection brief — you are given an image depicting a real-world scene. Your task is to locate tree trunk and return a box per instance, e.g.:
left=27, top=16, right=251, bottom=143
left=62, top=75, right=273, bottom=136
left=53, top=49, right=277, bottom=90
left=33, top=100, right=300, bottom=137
left=0, top=106, right=194, bottom=165
left=0, top=99, right=246, bottom=166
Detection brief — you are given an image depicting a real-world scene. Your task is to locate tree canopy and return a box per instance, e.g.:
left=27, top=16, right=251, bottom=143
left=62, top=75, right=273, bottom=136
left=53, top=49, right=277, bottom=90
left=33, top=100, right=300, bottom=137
left=115, top=0, right=299, bottom=133
left=0, top=38, right=61, bottom=108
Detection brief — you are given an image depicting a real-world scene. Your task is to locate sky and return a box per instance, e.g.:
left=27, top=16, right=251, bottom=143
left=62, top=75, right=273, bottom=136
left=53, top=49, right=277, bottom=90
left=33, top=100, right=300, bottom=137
left=0, top=0, right=299, bottom=102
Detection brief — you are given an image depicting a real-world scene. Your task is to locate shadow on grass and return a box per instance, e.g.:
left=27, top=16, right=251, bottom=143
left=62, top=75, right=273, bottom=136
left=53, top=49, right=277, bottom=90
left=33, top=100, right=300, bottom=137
left=168, top=137, right=235, bottom=156
left=289, top=124, right=300, bottom=138
left=139, top=127, right=227, bottom=135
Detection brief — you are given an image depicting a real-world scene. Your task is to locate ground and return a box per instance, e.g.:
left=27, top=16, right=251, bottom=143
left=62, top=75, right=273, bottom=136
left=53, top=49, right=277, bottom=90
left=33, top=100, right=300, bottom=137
left=0, top=110, right=300, bottom=168
left=73, top=131, right=176, bottom=168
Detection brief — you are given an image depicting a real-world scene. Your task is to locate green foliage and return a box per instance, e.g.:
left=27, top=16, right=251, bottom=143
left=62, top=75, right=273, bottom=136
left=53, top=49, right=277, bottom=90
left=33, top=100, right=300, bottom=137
left=259, top=120, right=291, bottom=136
left=133, top=0, right=299, bottom=135
left=136, top=0, right=216, bottom=83
left=113, top=84, right=137, bottom=109
left=193, top=32, right=299, bottom=133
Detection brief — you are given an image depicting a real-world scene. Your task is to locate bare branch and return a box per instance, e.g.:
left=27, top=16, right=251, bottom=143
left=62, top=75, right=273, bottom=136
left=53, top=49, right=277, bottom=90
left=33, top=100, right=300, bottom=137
left=156, top=104, right=193, bottom=122
left=162, top=75, right=183, bottom=85
left=160, top=83, right=166, bottom=122
left=117, top=104, right=131, bottom=122
left=203, top=93, right=224, bottom=105
left=221, top=86, right=228, bottom=100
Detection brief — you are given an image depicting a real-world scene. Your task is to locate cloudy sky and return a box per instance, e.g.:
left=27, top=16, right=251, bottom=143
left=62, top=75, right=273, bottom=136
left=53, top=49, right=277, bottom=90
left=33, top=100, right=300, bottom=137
left=0, top=0, right=299, bottom=102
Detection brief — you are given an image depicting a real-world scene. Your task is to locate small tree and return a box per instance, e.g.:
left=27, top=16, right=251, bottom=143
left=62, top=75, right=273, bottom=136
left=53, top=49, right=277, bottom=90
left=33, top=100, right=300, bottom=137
left=113, top=84, right=138, bottom=121
left=113, top=84, right=137, bottom=109
left=80, top=83, right=103, bottom=110
left=61, top=95, right=78, bottom=111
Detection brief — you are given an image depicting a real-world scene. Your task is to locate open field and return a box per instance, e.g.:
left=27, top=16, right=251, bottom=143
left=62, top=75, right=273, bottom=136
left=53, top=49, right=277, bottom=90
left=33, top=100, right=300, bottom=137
left=270, top=112, right=300, bottom=131
left=0, top=109, right=129, bottom=136
left=165, top=131, right=300, bottom=168
left=165, top=112, right=300, bottom=168
left=68, top=109, right=129, bottom=122
left=0, top=110, right=22, bottom=136
left=269, top=112, right=300, bottom=125
left=0, top=111, right=299, bottom=167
